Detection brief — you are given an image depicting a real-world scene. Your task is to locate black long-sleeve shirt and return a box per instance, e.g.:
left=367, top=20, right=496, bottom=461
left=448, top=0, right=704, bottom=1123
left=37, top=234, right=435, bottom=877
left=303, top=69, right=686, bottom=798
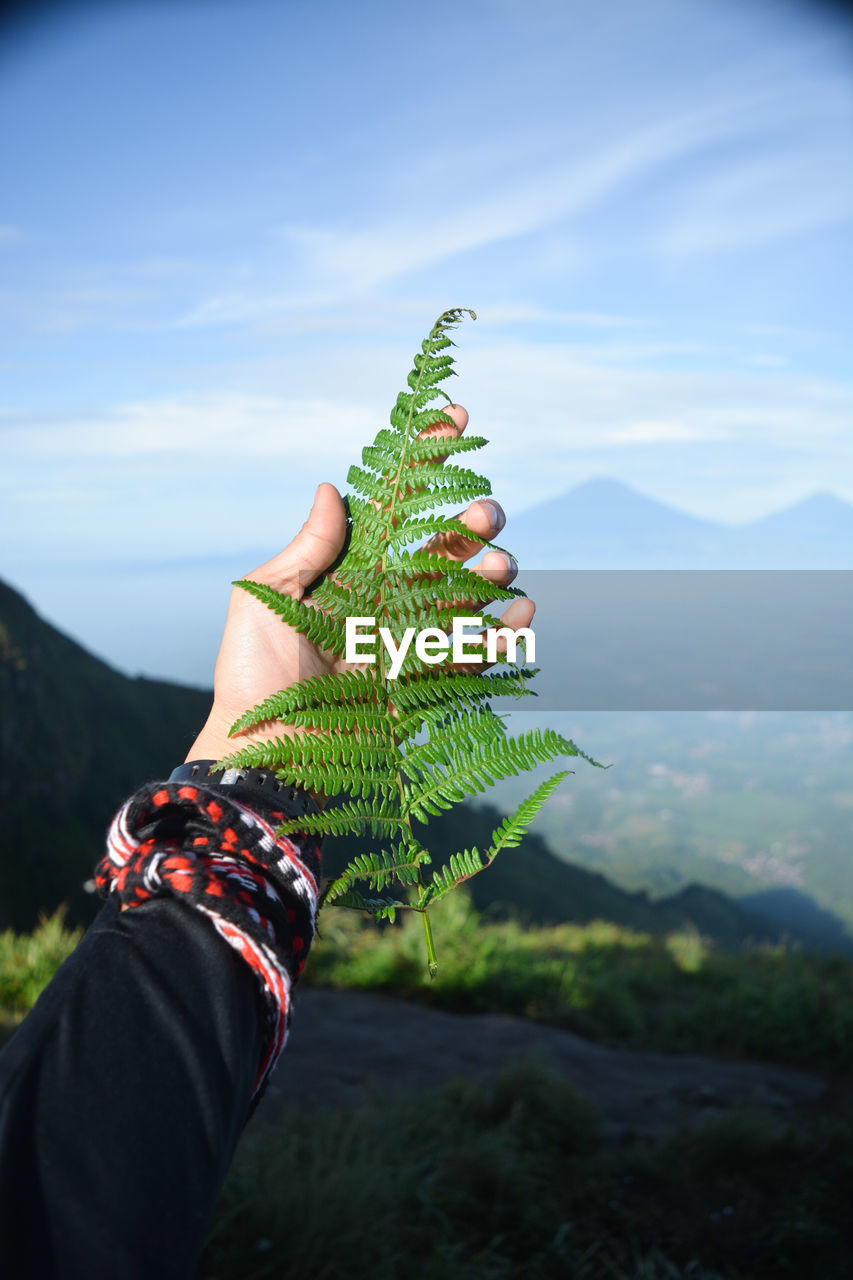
left=0, top=776, right=321, bottom=1278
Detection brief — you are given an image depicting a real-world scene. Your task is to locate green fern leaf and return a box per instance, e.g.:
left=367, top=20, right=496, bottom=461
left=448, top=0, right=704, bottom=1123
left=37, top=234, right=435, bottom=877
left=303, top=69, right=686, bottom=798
left=222, top=307, right=602, bottom=977
left=232, top=580, right=345, bottom=654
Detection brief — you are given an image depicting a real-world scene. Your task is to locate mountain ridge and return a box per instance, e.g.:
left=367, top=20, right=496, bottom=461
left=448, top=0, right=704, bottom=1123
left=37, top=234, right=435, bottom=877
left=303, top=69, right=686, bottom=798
left=510, top=478, right=853, bottom=568
left=0, top=577, right=212, bottom=928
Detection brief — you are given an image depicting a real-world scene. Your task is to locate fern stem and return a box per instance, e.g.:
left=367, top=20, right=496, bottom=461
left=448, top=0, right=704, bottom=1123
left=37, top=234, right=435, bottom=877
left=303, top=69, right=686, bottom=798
left=371, top=314, right=459, bottom=972
left=421, top=908, right=438, bottom=980
left=382, top=315, right=448, bottom=552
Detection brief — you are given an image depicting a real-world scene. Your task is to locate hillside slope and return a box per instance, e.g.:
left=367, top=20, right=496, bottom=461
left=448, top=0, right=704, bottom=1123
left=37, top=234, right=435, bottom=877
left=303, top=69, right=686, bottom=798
left=324, top=801, right=843, bottom=951
left=0, top=579, right=211, bottom=928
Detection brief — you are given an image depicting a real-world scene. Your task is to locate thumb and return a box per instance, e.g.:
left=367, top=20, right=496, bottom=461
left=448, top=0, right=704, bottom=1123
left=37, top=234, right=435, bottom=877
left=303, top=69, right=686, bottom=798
left=251, top=483, right=347, bottom=595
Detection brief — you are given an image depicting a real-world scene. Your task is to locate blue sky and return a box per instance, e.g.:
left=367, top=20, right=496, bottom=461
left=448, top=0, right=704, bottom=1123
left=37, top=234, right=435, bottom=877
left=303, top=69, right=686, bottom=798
left=1, top=0, right=852, bottom=683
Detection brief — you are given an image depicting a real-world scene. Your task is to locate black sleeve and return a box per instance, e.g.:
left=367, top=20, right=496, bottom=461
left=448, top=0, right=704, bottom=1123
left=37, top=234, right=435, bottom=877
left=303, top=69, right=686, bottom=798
left=0, top=780, right=322, bottom=1280
left=0, top=895, right=265, bottom=1278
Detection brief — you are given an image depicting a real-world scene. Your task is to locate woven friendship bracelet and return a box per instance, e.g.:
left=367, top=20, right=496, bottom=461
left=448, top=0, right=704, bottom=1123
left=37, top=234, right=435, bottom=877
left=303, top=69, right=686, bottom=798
left=95, top=778, right=322, bottom=1102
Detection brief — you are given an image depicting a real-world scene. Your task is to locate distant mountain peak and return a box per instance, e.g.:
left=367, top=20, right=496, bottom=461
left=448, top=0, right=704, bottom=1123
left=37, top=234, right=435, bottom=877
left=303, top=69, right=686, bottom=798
left=509, top=478, right=853, bottom=568
left=515, top=476, right=719, bottom=533
left=745, top=489, right=853, bottom=533
left=569, top=476, right=640, bottom=496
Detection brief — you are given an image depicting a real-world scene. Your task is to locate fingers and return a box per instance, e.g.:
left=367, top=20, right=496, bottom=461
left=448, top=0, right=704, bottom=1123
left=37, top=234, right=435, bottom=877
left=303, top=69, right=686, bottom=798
left=452, top=596, right=536, bottom=675
left=420, top=497, right=506, bottom=562
left=402, top=402, right=469, bottom=498
left=418, top=401, right=468, bottom=446
left=431, top=548, right=519, bottom=618
left=248, top=483, right=348, bottom=596
left=470, top=548, right=518, bottom=588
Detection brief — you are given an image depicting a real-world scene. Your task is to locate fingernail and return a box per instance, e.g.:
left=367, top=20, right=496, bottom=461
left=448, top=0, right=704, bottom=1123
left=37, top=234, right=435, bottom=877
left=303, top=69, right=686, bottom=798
left=481, top=500, right=506, bottom=534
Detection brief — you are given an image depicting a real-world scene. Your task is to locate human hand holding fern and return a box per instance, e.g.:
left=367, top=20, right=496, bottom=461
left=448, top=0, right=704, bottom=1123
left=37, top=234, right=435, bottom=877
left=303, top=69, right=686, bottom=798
left=194, top=310, right=599, bottom=974
left=185, top=409, right=525, bottom=784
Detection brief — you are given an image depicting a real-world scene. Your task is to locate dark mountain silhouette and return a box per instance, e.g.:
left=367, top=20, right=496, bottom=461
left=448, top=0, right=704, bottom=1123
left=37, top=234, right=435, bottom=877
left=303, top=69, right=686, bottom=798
left=0, top=578, right=211, bottom=929
left=324, top=804, right=851, bottom=954
left=739, top=888, right=853, bottom=952
left=509, top=478, right=853, bottom=568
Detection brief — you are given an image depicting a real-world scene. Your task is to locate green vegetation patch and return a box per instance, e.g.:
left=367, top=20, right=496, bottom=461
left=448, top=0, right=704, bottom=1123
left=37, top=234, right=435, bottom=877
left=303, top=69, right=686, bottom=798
left=306, top=895, right=853, bottom=1074
left=0, top=910, right=83, bottom=1049
left=0, top=909, right=83, bottom=1020
left=201, top=1060, right=853, bottom=1280
left=3, top=903, right=852, bottom=1075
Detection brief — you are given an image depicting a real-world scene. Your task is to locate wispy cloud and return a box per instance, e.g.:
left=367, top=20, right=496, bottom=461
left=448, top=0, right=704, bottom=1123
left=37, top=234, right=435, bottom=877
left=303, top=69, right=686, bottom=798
left=272, top=95, right=786, bottom=293
left=659, top=151, right=853, bottom=256
left=3, top=340, right=851, bottom=525
left=609, top=421, right=708, bottom=444
left=744, top=354, right=787, bottom=369
left=177, top=293, right=644, bottom=334
left=0, top=392, right=380, bottom=458
left=0, top=257, right=202, bottom=335
left=464, top=340, right=853, bottom=450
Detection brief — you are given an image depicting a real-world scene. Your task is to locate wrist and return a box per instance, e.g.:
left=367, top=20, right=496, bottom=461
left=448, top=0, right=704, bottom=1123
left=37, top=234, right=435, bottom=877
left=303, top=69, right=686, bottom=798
left=168, top=760, right=322, bottom=818
left=186, top=708, right=330, bottom=810
left=185, top=704, right=240, bottom=765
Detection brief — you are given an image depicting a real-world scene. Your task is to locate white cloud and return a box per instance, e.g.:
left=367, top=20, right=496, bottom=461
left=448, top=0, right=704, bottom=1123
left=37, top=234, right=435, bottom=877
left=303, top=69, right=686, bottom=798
left=0, top=392, right=385, bottom=460
left=177, top=293, right=644, bottom=335
left=609, top=420, right=710, bottom=444
left=4, top=319, right=850, bottom=460
left=445, top=339, right=853, bottom=518
left=471, top=306, right=641, bottom=329
left=744, top=354, right=787, bottom=368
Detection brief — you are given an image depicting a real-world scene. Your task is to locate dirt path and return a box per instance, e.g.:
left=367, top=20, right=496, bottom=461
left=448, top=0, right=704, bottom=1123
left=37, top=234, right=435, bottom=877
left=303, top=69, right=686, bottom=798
left=255, top=988, right=828, bottom=1139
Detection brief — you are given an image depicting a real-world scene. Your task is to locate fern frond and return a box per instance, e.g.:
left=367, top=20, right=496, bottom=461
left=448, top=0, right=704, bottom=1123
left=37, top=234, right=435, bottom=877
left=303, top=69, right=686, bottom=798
left=328, top=890, right=408, bottom=921
left=417, top=772, right=573, bottom=908
left=400, top=705, right=508, bottom=778
left=385, top=515, right=492, bottom=550
left=387, top=483, right=492, bottom=521
left=404, top=728, right=579, bottom=823
left=228, top=669, right=383, bottom=736
left=232, top=580, right=345, bottom=654
left=347, top=463, right=491, bottom=510
left=390, top=668, right=538, bottom=724
left=405, top=433, right=488, bottom=462
left=487, top=771, right=572, bottom=851
left=322, top=843, right=429, bottom=903
left=360, top=429, right=487, bottom=472
left=418, top=848, right=485, bottom=907
left=275, top=802, right=409, bottom=841
left=229, top=733, right=398, bottom=772
left=220, top=736, right=398, bottom=800
left=223, top=306, right=602, bottom=977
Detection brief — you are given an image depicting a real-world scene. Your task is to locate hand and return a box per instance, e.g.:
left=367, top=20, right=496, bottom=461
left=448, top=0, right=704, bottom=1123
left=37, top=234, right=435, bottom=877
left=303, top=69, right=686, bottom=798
left=186, top=404, right=535, bottom=767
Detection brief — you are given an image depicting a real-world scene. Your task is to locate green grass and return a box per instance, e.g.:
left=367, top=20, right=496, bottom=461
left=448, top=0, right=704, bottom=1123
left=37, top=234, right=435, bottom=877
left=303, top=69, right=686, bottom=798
left=0, top=908, right=83, bottom=1035
left=200, top=1059, right=852, bottom=1280
left=306, top=894, right=853, bottom=1074
left=4, top=905, right=852, bottom=1276
left=3, top=900, right=853, bottom=1074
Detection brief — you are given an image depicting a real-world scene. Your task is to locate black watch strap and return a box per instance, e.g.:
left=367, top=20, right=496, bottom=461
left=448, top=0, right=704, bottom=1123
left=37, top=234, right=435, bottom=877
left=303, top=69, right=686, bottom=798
left=167, top=760, right=320, bottom=820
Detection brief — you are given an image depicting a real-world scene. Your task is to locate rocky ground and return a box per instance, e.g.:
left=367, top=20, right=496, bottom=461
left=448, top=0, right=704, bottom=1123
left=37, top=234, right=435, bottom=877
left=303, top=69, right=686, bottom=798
left=255, top=987, right=830, bottom=1140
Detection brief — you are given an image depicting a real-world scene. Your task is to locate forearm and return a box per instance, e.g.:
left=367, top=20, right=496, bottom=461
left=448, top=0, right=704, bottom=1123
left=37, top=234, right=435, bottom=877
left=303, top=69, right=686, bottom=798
left=0, top=774, right=321, bottom=1279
